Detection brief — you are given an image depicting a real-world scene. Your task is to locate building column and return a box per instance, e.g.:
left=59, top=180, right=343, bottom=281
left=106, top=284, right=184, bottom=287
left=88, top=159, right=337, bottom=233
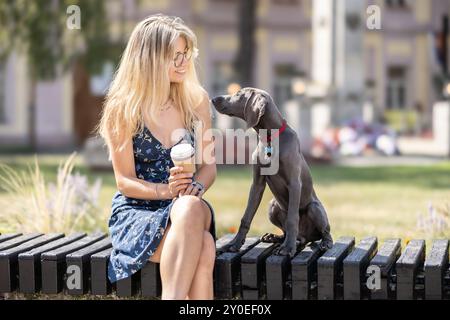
left=0, top=52, right=29, bottom=146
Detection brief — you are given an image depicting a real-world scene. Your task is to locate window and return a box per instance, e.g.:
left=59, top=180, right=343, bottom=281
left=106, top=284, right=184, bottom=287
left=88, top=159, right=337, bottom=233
left=272, top=0, right=300, bottom=5
left=211, top=61, right=236, bottom=128
left=273, top=64, right=303, bottom=107
left=89, top=62, right=114, bottom=96
left=385, top=0, right=408, bottom=9
left=386, top=66, right=407, bottom=109
left=211, top=0, right=238, bottom=3
left=0, top=60, right=6, bottom=124
left=211, top=61, right=234, bottom=98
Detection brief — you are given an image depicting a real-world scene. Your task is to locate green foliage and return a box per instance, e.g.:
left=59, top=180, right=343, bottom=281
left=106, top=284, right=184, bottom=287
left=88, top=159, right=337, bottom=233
left=0, top=0, right=116, bottom=79
left=0, top=152, right=103, bottom=234
left=384, top=110, right=418, bottom=134
left=417, top=202, right=450, bottom=238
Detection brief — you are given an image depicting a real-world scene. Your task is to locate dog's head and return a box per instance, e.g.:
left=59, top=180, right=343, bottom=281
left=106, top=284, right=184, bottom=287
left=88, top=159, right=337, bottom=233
left=211, top=87, right=273, bottom=129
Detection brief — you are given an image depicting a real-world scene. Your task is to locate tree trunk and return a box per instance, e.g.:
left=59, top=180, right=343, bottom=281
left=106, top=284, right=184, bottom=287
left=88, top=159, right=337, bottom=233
left=442, top=15, right=448, bottom=76
left=234, top=0, right=257, bottom=87
left=28, top=77, right=37, bottom=151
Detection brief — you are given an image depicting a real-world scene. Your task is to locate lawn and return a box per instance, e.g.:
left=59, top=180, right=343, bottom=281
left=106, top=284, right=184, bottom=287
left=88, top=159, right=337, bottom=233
left=0, top=153, right=449, bottom=246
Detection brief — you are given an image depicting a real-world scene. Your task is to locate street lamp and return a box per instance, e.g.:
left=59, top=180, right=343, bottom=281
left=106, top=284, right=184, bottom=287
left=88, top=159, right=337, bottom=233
left=291, top=77, right=306, bottom=97
left=227, top=83, right=241, bottom=95
left=443, top=81, right=450, bottom=99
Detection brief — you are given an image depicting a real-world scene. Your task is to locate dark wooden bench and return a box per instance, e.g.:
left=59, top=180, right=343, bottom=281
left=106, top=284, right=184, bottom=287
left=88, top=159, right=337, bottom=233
left=0, top=232, right=449, bottom=300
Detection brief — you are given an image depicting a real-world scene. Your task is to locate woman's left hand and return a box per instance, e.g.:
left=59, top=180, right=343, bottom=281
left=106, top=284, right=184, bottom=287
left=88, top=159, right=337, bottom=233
left=180, top=182, right=205, bottom=198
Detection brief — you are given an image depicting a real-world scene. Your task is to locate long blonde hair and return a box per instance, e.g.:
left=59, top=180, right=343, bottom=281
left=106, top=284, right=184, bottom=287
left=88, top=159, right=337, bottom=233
left=97, top=14, right=205, bottom=154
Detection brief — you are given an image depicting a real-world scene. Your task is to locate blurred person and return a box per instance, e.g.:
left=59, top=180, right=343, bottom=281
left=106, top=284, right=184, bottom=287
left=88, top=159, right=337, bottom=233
left=97, top=14, right=217, bottom=300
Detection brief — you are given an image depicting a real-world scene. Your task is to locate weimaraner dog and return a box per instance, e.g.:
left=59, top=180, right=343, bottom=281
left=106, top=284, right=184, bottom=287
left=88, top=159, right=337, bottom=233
left=211, top=87, right=333, bottom=257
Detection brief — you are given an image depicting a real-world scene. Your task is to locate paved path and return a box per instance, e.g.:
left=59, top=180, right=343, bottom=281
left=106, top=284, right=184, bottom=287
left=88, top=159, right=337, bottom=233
left=334, top=155, right=449, bottom=167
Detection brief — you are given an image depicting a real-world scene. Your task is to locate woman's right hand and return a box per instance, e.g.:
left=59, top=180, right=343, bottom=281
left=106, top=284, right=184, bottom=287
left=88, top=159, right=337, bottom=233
left=168, top=166, right=193, bottom=198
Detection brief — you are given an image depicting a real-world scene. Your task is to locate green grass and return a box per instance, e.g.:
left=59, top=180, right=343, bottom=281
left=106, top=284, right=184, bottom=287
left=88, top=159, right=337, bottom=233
left=211, top=162, right=450, bottom=245
left=0, top=153, right=449, bottom=246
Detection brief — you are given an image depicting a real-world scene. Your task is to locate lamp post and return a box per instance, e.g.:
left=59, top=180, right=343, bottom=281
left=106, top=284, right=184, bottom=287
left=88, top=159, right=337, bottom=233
left=291, top=77, right=307, bottom=97
left=443, top=81, right=450, bottom=100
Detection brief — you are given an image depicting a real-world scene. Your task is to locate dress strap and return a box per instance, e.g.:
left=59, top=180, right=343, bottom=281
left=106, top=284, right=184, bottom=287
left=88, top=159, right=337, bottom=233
left=175, top=129, right=194, bottom=145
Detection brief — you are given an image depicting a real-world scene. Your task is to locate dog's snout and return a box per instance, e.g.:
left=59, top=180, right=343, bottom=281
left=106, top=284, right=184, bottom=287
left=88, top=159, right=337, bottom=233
left=211, top=96, right=224, bottom=106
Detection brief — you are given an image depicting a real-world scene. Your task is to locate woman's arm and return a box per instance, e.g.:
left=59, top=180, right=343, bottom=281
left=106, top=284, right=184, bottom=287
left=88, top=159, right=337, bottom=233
left=107, top=132, right=192, bottom=200
left=181, top=90, right=217, bottom=197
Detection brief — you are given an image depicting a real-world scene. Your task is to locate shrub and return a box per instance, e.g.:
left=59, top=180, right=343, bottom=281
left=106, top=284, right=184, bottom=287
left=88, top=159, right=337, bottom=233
left=417, top=202, right=450, bottom=237
left=0, top=152, right=102, bottom=234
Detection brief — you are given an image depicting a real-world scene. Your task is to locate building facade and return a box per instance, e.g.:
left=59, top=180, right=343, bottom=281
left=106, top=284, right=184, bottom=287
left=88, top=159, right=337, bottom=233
left=0, top=0, right=448, bottom=150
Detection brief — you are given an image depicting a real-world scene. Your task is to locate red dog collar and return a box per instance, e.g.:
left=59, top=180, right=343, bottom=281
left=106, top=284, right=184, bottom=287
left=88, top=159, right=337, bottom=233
left=260, top=120, right=287, bottom=157
left=262, top=120, right=287, bottom=143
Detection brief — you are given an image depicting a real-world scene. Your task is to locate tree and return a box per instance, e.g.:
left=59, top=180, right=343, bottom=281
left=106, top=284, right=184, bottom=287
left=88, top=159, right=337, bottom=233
left=234, top=0, right=257, bottom=88
left=0, top=0, right=114, bottom=150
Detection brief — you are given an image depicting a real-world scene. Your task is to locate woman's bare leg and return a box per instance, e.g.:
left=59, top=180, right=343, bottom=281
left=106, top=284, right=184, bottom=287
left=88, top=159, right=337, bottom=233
left=187, top=230, right=216, bottom=299
left=159, top=195, right=209, bottom=299
left=187, top=200, right=215, bottom=300
left=148, top=224, right=170, bottom=263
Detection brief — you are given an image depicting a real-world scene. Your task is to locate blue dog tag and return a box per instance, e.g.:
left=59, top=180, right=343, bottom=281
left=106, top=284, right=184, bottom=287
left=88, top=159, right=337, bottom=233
left=265, top=146, right=272, bottom=157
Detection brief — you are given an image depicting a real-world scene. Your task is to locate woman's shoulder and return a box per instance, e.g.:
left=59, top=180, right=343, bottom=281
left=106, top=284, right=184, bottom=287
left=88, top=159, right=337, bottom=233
left=194, top=87, right=211, bottom=115
left=199, top=87, right=210, bottom=104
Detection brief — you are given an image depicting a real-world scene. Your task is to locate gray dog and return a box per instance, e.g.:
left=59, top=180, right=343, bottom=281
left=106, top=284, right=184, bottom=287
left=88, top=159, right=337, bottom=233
left=211, top=87, right=333, bottom=257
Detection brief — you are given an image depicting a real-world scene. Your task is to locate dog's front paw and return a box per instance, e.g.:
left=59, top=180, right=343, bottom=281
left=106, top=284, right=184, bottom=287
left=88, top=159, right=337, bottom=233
left=318, top=232, right=333, bottom=252
left=226, top=235, right=245, bottom=252
left=318, top=238, right=333, bottom=252
left=275, top=241, right=296, bottom=258
left=260, top=233, right=285, bottom=243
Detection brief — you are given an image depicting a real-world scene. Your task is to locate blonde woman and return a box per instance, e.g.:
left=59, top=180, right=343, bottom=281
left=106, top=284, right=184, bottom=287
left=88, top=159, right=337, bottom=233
left=97, top=15, right=217, bottom=300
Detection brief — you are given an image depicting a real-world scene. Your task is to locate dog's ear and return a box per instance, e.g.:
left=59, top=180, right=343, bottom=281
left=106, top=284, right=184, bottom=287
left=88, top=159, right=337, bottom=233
left=245, top=94, right=267, bottom=129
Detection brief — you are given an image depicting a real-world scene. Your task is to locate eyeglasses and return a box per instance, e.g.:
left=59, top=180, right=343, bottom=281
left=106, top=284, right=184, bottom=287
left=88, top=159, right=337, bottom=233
left=173, top=48, right=192, bottom=68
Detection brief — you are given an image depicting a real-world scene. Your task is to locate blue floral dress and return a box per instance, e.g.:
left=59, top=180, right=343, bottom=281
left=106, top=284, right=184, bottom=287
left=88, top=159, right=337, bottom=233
left=107, top=125, right=216, bottom=283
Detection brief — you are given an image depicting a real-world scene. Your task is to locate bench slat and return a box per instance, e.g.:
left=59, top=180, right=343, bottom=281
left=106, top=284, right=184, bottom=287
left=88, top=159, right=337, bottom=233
left=369, top=238, right=401, bottom=300
left=241, top=242, right=278, bottom=299
left=65, top=238, right=112, bottom=295
left=317, top=236, right=355, bottom=300
left=215, top=234, right=236, bottom=255
left=90, top=247, right=113, bottom=296
left=0, top=233, right=43, bottom=251
left=40, top=232, right=106, bottom=294
left=396, top=239, right=425, bottom=300
left=141, top=262, right=161, bottom=298
left=213, top=234, right=234, bottom=297
left=424, top=239, right=449, bottom=300
left=18, top=233, right=86, bottom=293
left=265, top=254, right=291, bottom=300
left=291, top=242, right=324, bottom=300
left=343, top=236, right=378, bottom=300
left=214, top=237, right=260, bottom=299
left=0, top=233, right=22, bottom=244
left=116, top=270, right=140, bottom=297
left=0, top=233, right=64, bottom=293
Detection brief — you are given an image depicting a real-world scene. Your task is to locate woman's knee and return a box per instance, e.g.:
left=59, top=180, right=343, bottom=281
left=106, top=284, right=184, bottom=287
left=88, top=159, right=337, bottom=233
left=197, top=231, right=216, bottom=273
left=170, top=195, right=208, bottom=230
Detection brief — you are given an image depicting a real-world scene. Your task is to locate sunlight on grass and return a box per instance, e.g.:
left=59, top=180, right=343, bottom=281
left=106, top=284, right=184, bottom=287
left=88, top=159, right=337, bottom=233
left=0, top=153, right=449, bottom=247
left=209, top=163, right=450, bottom=245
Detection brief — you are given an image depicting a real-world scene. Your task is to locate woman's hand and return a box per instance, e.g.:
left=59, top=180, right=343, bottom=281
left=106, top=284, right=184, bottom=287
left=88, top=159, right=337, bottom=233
left=168, top=167, right=193, bottom=198
left=180, top=180, right=205, bottom=198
